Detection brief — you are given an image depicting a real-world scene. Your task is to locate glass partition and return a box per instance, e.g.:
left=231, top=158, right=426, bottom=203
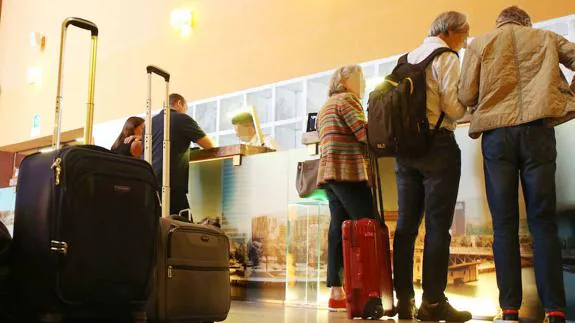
left=0, top=187, right=16, bottom=236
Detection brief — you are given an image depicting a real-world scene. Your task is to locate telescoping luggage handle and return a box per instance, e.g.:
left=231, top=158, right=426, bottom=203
left=52, top=17, right=99, bottom=150
left=368, top=149, right=385, bottom=223
left=145, top=65, right=171, bottom=219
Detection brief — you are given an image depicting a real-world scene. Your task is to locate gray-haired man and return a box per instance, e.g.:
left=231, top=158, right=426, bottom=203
left=393, top=10, right=471, bottom=322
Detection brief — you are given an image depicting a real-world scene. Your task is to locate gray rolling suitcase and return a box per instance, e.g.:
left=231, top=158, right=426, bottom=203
left=144, top=66, right=231, bottom=322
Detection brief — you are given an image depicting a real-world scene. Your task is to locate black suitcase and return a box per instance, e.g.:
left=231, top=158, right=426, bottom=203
left=144, top=66, right=231, bottom=322
left=10, top=18, right=159, bottom=321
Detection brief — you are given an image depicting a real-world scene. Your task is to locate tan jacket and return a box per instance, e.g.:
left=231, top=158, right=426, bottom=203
left=459, top=22, right=575, bottom=139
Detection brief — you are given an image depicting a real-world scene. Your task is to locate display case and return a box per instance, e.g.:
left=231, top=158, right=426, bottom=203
left=285, top=201, right=330, bottom=306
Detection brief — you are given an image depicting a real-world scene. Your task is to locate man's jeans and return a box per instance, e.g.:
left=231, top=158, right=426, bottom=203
left=393, top=131, right=461, bottom=303
left=482, top=122, right=565, bottom=311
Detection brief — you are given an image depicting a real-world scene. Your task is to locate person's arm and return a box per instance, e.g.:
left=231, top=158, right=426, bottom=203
left=435, top=52, right=466, bottom=120
left=338, top=93, right=367, bottom=144
left=130, top=140, right=143, bottom=158
left=458, top=45, right=482, bottom=111
left=180, top=114, right=215, bottom=149
left=556, top=33, right=575, bottom=71
left=195, top=135, right=216, bottom=149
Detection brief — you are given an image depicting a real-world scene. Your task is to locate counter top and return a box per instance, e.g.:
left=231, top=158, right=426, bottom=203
left=189, top=144, right=275, bottom=166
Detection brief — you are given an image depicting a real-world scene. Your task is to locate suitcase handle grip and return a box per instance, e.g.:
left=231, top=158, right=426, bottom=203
left=146, top=65, right=170, bottom=82
left=64, top=17, right=99, bottom=36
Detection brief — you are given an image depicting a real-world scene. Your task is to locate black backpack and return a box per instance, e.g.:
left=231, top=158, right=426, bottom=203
left=367, top=47, right=458, bottom=158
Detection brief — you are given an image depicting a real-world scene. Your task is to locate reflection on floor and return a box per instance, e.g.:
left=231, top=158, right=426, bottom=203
left=224, top=301, right=496, bottom=322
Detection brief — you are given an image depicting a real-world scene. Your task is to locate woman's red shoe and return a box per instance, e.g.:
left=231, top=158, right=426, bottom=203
left=328, top=298, right=347, bottom=311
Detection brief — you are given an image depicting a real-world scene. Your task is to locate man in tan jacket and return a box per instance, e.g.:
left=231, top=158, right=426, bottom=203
left=459, top=6, right=575, bottom=323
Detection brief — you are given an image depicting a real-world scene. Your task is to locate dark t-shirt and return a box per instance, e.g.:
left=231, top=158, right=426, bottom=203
left=111, top=141, right=132, bottom=157
left=144, top=109, right=206, bottom=192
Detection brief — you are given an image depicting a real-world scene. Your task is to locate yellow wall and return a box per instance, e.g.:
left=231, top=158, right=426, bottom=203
left=0, top=0, right=574, bottom=146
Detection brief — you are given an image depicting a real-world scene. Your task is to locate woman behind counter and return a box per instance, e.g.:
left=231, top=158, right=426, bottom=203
left=111, top=116, right=144, bottom=158
left=316, top=65, right=377, bottom=311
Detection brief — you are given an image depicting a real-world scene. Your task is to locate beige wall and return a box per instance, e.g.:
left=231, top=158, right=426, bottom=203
left=0, top=0, right=574, bottom=146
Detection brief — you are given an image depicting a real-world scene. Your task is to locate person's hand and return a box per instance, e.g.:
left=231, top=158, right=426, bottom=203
left=124, top=135, right=142, bottom=144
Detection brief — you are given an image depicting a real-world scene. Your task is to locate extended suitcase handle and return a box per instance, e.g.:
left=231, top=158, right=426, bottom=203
left=64, top=17, right=99, bottom=36
left=146, top=65, right=170, bottom=82
left=52, top=17, right=99, bottom=149
left=145, top=65, right=170, bottom=219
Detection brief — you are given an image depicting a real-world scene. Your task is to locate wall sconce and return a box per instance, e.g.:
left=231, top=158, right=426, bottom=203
left=27, top=67, right=42, bottom=86
left=30, top=32, right=46, bottom=51
left=170, top=8, right=194, bottom=37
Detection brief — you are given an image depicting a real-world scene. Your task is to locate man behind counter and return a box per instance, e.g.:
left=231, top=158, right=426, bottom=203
left=144, top=93, right=216, bottom=215
left=231, top=111, right=278, bottom=150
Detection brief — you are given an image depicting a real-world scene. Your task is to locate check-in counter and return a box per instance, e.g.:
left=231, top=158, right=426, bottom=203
left=186, top=122, right=575, bottom=320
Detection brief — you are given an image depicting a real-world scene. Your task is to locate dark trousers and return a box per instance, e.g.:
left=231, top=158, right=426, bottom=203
left=393, top=131, right=461, bottom=303
left=482, top=122, right=565, bottom=311
left=170, top=189, right=190, bottom=216
left=324, top=180, right=377, bottom=287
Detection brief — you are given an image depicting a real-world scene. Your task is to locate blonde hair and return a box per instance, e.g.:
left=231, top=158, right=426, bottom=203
left=328, top=65, right=362, bottom=97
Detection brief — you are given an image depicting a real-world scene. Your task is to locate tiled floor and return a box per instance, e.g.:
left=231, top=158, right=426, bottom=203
left=224, top=301, right=498, bottom=322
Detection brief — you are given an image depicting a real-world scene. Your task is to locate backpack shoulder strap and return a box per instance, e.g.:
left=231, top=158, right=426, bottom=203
left=398, top=53, right=409, bottom=65
left=418, top=47, right=459, bottom=69
left=419, top=47, right=457, bottom=132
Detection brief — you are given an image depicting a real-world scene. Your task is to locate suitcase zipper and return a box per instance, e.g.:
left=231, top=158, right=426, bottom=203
left=167, top=264, right=229, bottom=279
left=56, top=146, right=156, bottom=187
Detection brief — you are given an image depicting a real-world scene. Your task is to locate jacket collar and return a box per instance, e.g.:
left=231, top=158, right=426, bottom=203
left=496, top=20, right=524, bottom=29
left=423, top=36, right=449, bottom=47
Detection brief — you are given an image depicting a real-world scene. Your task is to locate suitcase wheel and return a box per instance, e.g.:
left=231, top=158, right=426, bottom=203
left=362, top=298, right=384, bottom=320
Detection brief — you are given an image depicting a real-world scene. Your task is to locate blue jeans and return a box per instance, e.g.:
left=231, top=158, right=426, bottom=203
left=393, top=131, right=461, bottom=303
left=324, top=181, right=377, bottom=287
left=482, top=122, right=565, bottom=311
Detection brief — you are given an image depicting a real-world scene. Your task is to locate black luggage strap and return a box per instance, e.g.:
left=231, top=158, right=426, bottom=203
left=368, top=148, right=385, bottom=225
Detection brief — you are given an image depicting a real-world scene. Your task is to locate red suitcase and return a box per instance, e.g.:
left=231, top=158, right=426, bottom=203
left=342, top=154, right=395, bottom=320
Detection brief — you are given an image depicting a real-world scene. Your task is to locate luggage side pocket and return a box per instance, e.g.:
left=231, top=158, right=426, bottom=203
left=165, top=259, right=230, bottom=321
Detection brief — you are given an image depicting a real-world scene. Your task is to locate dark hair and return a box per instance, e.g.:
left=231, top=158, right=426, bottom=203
left=231, top=112, right=254, bottom=126
left=111, top=116, right=144, bottom=151
left=169, top=93, right=186, bottom=108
